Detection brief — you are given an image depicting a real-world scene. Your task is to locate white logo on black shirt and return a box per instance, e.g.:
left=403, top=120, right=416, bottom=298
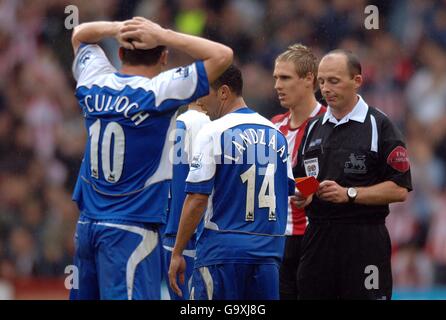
left=344, top=153, right=367, bottom=174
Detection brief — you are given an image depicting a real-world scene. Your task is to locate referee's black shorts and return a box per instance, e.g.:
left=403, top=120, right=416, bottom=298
left=279, top=235, right=303, bottom=300
left=297, top=221, right=392, bottom=300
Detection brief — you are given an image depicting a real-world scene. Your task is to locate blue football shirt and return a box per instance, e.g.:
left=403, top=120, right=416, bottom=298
left=71, top=44, right=209, bottom=223
left=185, top=108, right=295, bottom=266
left=165, top=109, right=210, bottom=236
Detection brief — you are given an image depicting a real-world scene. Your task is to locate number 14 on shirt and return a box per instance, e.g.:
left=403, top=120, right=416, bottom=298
left=240, top=163, right=276, bottom=222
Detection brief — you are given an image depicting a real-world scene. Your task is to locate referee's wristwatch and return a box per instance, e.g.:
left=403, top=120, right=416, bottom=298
left=347, top=187, right=358, bottom=203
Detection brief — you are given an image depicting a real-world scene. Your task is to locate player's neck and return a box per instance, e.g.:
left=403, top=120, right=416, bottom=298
left=120, top=64, right=162, bottom=79
left=288, top=94, right=318, bottom=129
left=188, top=104, right=204, bottom=113
left=221, top=97, right=247, bottom=117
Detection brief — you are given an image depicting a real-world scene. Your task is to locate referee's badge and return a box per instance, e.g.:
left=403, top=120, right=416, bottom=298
left=304, top=158, right=319, bottom=178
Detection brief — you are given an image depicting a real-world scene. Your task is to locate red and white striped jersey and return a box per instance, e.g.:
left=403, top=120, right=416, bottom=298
left=271, top=103, right=326, bottom=235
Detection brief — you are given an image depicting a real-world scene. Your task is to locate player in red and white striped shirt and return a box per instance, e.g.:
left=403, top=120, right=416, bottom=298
left=271, top=44, right=326, bottom=300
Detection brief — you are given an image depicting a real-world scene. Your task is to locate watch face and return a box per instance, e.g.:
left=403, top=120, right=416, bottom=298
left=348, top=188, right=357, bottom=198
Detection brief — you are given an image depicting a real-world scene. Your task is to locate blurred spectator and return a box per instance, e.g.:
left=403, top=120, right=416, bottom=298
left=406, top=40, right=446, bottom=145
left=426, top=194, right=446, bottom=285
left=392, top=244, right=434, bottom=288
left=8, top=227, right=37, bottom=277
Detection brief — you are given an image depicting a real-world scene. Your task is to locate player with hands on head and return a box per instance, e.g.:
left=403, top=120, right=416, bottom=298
left=70, top=17, right=232, bottom=300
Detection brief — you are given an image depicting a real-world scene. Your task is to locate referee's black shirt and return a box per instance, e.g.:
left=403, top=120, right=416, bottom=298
left=294, top=95, right=412, bottom=224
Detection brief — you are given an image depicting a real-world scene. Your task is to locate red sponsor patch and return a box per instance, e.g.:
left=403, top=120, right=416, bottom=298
left=387, top=146, right=410, bottom=173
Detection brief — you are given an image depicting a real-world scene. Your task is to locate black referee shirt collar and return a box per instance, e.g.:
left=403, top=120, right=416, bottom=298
left=322, top=95, right=369, bottom=126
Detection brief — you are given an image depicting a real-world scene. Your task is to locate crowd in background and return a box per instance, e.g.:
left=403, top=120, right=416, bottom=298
left=0, top=0, right=445, bottom=291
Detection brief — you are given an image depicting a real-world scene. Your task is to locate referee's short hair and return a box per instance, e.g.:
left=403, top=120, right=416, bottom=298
left=211, top=64, right=243, bottom=96
left=325, top=49, right=362, bottom=78
left=121, top=45, right=166, bottom=66
left=275, top=43, right=318, bottom=90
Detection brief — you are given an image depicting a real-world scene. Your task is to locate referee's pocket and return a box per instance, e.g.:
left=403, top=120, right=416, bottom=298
left=300, top=224, right=315, bottom=253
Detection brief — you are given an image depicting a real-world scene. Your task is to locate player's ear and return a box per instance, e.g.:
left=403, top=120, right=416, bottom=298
left=160, top=49, right=168, bottom=66
left=118, top=47, right=124, bottom=61
left=354, top=74, right=363, bottom=90
left=305, top=72, right=315, bottom=89
left=219, top=85, right=231, bottom=100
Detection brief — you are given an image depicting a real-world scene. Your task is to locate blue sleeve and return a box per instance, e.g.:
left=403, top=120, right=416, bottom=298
left=146, top=61, right=210, bottom=114
left=185, top=177, right=215, bottom=195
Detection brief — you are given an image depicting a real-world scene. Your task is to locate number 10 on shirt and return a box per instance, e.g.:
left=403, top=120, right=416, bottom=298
left=240, top=163, right=276, bottom=222
left=89, top=119, right=125, bottom=183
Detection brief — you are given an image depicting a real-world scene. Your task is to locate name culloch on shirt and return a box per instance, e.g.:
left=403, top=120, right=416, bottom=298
left=83, top=94, right=149, bottom=126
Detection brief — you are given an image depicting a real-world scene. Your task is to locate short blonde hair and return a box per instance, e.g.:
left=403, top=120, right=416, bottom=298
left=276, top=43, right=318, bottom=89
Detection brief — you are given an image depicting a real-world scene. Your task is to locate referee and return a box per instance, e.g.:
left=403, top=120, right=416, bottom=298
left=294, top=49, right=412, bottom=300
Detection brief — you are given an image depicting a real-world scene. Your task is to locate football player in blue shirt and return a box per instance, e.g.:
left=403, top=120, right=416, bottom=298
left=163, top=100, right=210, bottom=300
left=168, top=65, right=295, bottom=299
left=69, top=17, right=232, bottom=300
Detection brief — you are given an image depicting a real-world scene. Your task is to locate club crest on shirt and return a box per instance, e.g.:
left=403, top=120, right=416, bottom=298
left=344, top=153, right=367, bottom=174
left=79, top=50, right=92, bottom=69
left=172, top=66, right=190, bottom=80
left=304, top=158, right=319, bottom=178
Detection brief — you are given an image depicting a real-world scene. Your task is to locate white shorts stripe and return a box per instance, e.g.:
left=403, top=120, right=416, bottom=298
left=96, top=222, right=158, bottom=300
left=198, top=266, right=214, bottom=300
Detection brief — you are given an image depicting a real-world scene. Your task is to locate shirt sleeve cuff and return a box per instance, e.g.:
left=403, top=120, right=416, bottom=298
left=185, top=180, right=214, bottom=195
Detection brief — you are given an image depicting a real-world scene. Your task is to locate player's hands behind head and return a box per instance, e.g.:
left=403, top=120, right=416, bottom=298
left=114, top=20, right=136, bottom=50
left=119, top=17, right=165, bottom=50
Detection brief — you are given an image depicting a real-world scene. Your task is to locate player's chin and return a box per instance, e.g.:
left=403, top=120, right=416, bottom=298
left=278, top=99, right=291, bottom=109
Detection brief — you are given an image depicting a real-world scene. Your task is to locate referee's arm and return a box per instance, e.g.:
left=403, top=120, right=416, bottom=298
left=351, top=181, right=407, bottom=205
left=317, top=180, right=407, bottom=205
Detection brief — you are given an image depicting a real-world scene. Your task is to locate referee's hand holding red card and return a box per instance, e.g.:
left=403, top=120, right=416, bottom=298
left=317, top=180, right=349, bottom=204
left=291, top=184, right=313, bottom=209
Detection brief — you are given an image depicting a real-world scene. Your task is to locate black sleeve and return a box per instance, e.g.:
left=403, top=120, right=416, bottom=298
left=379, top=117, right=413, bottom=191
left=293, top=120, right=312, bottom=179
left=293, top=147, right=306, bottom=179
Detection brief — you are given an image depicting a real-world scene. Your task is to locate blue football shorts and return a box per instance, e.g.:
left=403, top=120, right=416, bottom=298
left=70, top=215, right=162, bottom=300
left=162, top=234, right=196, bottom=300
left=190, top=263, right=280, bottom=300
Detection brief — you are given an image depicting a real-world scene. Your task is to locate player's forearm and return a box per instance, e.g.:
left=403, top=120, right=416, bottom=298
left=72, top=21, right=120, bottom=52
left=158, top=29, right=233, bottom=82
left=172, top=193, right=208, bottom=256
left=355, top=181, right=408, bottom=205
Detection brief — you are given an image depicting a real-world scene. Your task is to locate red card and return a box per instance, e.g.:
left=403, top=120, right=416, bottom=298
left=295, top=176, right=320, bottom=197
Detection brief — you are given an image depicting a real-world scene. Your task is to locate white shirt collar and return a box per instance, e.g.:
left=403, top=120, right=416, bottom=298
left=309, top=102, right=322, bottom=118
left=284, top=102, right=322, bottom=128
left=322, top=95, right=369, bottom=126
